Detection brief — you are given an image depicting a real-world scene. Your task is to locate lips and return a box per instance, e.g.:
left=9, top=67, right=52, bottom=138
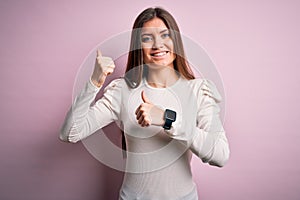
left=150, top=51, right=169, bottom=57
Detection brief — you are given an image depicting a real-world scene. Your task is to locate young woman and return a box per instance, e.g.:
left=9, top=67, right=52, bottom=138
left=60, top=7, right=230, bottom=200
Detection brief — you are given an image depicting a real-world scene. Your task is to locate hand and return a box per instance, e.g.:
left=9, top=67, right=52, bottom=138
left=91, top=49, right=115, bottom=87
left=135, top=91, right=165, bottom=127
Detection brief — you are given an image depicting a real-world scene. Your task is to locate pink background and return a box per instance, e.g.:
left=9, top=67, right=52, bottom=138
left=1, top=0, right=299, bottom=199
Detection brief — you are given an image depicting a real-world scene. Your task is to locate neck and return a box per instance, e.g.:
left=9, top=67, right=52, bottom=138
left=146, top=65, right=179, bottom=88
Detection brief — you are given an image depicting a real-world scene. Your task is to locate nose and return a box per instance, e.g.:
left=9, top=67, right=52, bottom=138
left=152, top=36, right=164, bottom=49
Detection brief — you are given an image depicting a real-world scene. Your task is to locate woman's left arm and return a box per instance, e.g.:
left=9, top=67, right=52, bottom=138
left=165, top=79, right=230, bottom=167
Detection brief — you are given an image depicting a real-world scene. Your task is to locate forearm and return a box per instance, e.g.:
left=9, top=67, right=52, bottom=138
left=190, top=127, right=230, bottom=167
left=164, top=120, right=230, bottom=167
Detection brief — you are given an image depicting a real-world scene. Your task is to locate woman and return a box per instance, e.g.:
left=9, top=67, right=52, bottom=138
left=60, top=7, right=230, bottom=200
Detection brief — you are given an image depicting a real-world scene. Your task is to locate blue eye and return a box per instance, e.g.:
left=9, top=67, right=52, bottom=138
left=162, top=33, right=170, bottom=38
left=141, top=36, right=152, bottom=42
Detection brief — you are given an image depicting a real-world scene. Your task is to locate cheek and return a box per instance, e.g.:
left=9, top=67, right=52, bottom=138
left=142, top=48, right=151, bottom=62
left=165, top=39, right=174, bottom=51
left=170, top=52, right=176, bottom=61
left=167, top=40, right=176, bottom=61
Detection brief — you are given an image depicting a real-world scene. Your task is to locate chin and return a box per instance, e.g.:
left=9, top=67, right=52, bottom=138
left=145, top=58, right=175, bottom=68
left=146, top=62, right=173, bottom=69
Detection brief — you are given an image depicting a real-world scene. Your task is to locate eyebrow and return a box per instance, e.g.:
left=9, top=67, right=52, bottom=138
left=159, top=29, right=169, bottom=33
left=141, top=29, right=169, bottom=36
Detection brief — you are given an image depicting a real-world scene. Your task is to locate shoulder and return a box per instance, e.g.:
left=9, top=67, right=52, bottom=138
left=103, top=77, right=127, bottom=92
left=187, top=78, right=222, bottom=103
left=106, top=77, right=125, bottom=86
left=99, top=78, right=128, bottom=105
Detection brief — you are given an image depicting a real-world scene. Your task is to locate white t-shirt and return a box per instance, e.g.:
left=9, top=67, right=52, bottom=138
left=60, top=75, right=230, bottom=200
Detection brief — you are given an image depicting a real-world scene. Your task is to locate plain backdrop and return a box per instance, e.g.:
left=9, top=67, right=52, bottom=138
left=0, top=0, right=299, bottom=200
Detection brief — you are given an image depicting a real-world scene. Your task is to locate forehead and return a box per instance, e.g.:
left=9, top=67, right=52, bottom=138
left=141, top=17, right=168, bottom=33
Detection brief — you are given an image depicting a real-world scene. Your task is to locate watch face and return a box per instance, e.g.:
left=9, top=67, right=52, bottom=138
left=165, top=109, right=176, bottom=120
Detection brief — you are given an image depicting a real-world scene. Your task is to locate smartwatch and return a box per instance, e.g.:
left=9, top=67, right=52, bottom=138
left=163, top=109, right=176, bottom=130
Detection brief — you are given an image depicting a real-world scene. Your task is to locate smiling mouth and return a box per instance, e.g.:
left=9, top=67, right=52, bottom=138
left=150, top=51, right=169, bottom=57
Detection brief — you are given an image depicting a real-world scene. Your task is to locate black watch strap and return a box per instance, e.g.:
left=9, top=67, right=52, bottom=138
left=163, top=109, right=176, bottom=130
left=163, top=119, right=173, bottom=130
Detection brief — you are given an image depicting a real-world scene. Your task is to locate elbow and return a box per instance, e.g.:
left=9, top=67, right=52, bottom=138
left=59, top=133, right=68, bottom=142
left=59, top=126, right=70, bottom=142
left=211, top=153, right=229, bottom=168
left=68, top=137, right=81, bottom=143
left=220, top=142, right=231, bottom=167
left=59, top=134, right=80, bottom=144
left=59, top=133, right=72, bottom=143
left=59, top=126, right=81, bottom=144
left=209, top=147, right=230, bottom=168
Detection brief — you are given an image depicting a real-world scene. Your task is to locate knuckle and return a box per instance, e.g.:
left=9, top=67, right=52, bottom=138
left=146, top=118, right=150, bottom=122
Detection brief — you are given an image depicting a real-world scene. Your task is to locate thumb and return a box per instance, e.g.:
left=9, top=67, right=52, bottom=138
left=97, top=49, right=102, bottom=57
left=141, top=90, right=152, bottom=104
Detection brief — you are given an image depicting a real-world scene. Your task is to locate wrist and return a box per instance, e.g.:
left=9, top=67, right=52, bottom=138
left=162, top=109, right=176, bottom=130
left=91, top=73, right=107, bottom=88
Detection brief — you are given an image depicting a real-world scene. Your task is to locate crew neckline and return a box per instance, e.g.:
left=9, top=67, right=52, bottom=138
left=143, top=75, right=182, bottom=90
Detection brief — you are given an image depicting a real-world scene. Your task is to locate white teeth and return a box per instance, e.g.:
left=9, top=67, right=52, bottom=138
left=152, top=52, right=167, bottom=57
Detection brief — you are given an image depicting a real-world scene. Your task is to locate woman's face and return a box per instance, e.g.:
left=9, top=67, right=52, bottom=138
left=141, top=17, right=176, bottom=68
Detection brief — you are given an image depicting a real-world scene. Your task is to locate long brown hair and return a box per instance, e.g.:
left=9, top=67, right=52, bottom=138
left=122, top=7, right=195, bottom=158
left=124, top=7, right=195, bottom=88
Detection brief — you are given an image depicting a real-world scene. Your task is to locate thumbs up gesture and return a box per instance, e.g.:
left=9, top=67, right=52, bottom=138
left=135, top=91, right=165, bottom=127
left=91, top=49, right=115, bottom=87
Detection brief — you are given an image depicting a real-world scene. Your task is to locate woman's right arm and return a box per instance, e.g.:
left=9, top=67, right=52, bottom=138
left=59, top=77, right=122, bottom=143
left=59, top=50, right=118, bottom=143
